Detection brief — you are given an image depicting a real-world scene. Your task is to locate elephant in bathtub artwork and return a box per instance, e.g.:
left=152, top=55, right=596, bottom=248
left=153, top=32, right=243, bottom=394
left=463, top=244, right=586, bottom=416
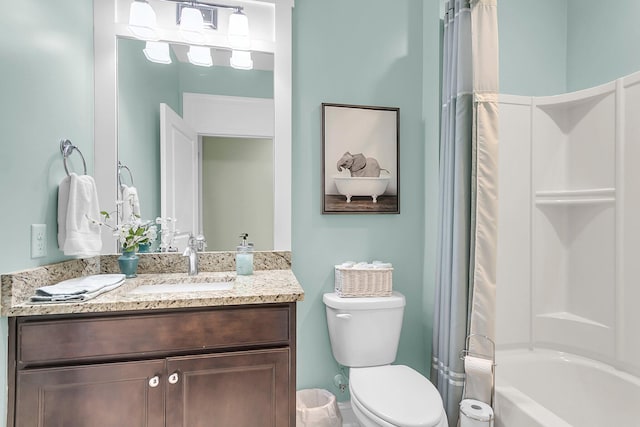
left=334, top=152, right=391, bottom=203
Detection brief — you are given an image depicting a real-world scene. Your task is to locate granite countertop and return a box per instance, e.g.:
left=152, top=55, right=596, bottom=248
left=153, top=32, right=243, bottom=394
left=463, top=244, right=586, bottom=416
left=1, top=251, right=304, bottom=317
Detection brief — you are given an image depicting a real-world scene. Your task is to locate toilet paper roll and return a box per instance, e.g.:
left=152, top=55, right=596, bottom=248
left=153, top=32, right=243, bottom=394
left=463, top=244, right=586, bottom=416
left=463, top=356, right=494, bottom=404
left=459, top=399, right=493, bottom=427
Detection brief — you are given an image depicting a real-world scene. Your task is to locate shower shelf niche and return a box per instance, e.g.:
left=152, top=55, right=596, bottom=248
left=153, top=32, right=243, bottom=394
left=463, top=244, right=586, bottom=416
left=531, top=80, right=617, bottom=359
left=536, top=311, right=609, bottom=329
left=535, top=188, right=615, bottom=206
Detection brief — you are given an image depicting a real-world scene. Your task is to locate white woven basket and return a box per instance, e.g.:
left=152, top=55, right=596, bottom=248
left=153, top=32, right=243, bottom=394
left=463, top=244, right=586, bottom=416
left=334, top=266, right=393, bottom=297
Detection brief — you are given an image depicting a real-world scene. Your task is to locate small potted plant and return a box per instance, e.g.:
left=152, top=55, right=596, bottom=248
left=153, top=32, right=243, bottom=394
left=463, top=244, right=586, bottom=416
left=88, top=211, right=159, bottom=278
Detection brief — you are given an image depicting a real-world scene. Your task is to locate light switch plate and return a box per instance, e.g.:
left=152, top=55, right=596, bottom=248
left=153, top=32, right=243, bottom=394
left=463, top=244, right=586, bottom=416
left=31, top=224, right=47, bottom=258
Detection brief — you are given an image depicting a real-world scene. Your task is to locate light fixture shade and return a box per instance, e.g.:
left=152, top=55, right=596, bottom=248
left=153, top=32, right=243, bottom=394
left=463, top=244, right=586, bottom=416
left=180, top=7, right=205, bottom=44
left=230, top=50, right=253, bottom=70
left=143, top=41, right=172, bottom=64
left=128, top=1, right=158, bottom=40
left=187, top=45, right=213, bottom=67
left=228, top=11, right=250, bottom=50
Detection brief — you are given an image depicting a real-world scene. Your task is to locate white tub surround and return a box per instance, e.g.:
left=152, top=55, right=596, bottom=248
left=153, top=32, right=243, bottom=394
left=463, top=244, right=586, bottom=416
left=496, top=70, right=640, bottom=426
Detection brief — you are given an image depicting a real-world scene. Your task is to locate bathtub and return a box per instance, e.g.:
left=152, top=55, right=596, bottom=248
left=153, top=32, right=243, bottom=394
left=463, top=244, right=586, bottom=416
left=333, top=172, right=390, bottom=203
left=494, top=349, right=638, bottom=427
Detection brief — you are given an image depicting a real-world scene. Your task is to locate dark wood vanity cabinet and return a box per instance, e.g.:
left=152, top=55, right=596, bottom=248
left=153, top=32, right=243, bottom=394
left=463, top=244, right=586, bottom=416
left=8, top=303, right=296, bottom=427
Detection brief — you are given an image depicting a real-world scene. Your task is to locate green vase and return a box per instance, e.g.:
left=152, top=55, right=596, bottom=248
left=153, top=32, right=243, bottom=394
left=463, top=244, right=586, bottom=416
left=138, top=243, right=151, bottom=253
left=118, top=250, right=139, bottom=278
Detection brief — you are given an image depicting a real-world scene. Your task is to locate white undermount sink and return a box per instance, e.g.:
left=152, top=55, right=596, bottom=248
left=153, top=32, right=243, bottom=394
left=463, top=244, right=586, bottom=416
left=129, top=275, right=235, bottom=294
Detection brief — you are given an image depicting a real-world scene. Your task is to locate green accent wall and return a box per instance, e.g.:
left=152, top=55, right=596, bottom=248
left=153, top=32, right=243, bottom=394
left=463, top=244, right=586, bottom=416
left=291, top=0, right=442, bottom=398
left=202, top=136, right=274, bottom=251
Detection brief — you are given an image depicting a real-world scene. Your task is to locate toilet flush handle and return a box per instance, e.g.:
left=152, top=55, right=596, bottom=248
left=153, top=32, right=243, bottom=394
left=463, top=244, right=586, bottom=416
left=336, top=313, right=352, bottom=320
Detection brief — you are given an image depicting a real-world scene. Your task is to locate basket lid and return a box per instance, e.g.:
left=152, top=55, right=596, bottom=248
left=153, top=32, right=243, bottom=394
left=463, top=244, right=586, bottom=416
left=323, top=291, right=405, bottom=310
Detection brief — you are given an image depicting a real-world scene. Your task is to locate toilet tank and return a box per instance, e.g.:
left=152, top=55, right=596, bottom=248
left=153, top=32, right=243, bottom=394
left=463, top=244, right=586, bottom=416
left=323, top=291, right=405, bottom=367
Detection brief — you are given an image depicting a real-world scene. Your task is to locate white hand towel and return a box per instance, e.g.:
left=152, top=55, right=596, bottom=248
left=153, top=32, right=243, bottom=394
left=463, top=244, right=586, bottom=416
left=60, top=173, right=103, bottom=257
left=57, top=174, right=71, bottom=250
left=120, top=185, right=141, bottom=222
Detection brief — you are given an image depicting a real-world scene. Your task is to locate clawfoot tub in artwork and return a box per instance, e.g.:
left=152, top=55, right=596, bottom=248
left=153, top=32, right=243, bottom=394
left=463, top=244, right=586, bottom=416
left=334, top=152, right=390, bottom=202
left=333, top=171, right=390, bottom=203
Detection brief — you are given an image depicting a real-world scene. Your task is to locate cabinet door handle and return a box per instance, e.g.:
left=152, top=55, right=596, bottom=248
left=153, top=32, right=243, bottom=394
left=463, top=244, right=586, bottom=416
left=148, top=376, right=160, bottom=388
left=168, top=372, right=180, bottom=384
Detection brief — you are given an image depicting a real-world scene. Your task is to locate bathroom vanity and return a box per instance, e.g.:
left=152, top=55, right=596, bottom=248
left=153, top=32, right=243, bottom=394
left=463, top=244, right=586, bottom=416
left=1, top=252, right=303, bottom=427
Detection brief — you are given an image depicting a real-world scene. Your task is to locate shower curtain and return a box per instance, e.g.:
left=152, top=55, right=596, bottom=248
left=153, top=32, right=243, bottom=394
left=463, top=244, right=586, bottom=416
left=431, top=0, right=498, bottom=425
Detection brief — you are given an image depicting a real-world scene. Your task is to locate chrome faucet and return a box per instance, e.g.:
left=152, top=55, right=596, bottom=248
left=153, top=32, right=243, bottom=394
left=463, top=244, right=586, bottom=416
left=183, top=234, right=207, bottom=276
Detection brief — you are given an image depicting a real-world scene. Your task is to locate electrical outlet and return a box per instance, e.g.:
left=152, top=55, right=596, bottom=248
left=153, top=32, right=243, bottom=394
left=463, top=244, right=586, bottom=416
left=31, top=224, right=47, bottom=258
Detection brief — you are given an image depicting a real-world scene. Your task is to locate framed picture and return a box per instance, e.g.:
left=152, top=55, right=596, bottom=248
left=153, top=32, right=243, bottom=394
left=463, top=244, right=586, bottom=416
left=322, top=103, right=400, bottom=214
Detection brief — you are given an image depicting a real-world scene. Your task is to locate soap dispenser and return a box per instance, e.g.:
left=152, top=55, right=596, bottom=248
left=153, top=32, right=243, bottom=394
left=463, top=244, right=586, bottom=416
left=236, top=233, right=254, bottom=276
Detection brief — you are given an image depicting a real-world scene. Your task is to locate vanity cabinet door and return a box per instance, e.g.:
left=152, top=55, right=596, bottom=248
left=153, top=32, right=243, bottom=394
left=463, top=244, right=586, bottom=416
left=15, top=359, right=166, bottom=427
left=165, top=348, right=291, bottom=427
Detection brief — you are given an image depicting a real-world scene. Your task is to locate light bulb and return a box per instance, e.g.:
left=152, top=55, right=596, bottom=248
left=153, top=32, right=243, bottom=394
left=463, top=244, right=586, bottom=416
left=230, top=50, right=253, bottom=70
left=128, top=1, right=158, bottom=40
left=228, top=10, right=250, bottom=50
left=180, top=7, right=205, bottom=44
left=143, top=41, right=172, bottom=64
left=187, top=45, right=213, bottom=67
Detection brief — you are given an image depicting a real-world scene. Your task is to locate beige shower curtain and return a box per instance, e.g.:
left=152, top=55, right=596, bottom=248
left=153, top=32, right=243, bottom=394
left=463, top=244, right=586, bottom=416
left=468, top=0, right=499, bottom=360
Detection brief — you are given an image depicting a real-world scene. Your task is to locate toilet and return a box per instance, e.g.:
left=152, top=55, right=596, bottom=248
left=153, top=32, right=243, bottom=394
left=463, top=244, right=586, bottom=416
left=323, top=291, right=448, bottom=427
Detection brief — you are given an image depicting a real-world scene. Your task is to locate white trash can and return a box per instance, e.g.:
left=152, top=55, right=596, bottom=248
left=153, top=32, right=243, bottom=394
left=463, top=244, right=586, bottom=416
left=459, top=399, right=494, bottom=427
left=296, top=389, right=342, bottom=427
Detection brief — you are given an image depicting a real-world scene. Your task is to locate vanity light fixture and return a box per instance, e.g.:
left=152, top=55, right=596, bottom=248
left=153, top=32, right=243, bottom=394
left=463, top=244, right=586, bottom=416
left=228, top=9, right=250, bottom=50
left=128, top=0, right=254, bottom=70
left=179, top=6, right=206, bottom=44
left=143, top=41, right=172, bottom=64
left=187, top=45, right=213, bottom=67
left=230, top=50, right=253, bottom=70
left=128, top=0, right=159, bottom=40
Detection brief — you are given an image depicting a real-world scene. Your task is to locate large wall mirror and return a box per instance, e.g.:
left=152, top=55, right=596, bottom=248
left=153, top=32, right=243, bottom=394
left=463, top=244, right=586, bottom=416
left=94, top=0, right=292, bottom=253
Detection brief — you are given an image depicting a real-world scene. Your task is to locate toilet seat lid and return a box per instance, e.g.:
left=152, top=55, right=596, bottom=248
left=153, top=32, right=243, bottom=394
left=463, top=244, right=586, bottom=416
left=350, top=365, right=444, bottom=427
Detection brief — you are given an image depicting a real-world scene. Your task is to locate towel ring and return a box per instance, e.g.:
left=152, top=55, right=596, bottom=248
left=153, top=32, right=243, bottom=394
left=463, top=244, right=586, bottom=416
left=60, top=139, right=87, bottom=176
left=118, top=161, right=135, bottom=188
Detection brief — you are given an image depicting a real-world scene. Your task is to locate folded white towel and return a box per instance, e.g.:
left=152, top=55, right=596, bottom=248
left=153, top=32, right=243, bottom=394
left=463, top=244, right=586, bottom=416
left=58, top=173, right=103, bottom=257
left=30, top=277, right=125, bottom=303
left=120, top=185, right=141, bottom=222
left=34, top=274, right=126, bottom=296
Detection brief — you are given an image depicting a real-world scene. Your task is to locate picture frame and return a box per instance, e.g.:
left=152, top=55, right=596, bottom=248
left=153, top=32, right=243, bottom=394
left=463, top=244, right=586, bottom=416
left=322, top=103, right=400, bottom=214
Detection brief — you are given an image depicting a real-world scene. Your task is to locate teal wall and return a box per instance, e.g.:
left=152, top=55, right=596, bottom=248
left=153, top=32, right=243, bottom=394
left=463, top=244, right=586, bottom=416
left=178, top=60, right=274, bottom=104
left=567, top=0, right=640, bottom=92
left=498, top=0, right=568, bottom=96
left=292, top=0, right=442, bottom=398
left=0, top=1, right=94, bottom=274
left=0, top=1, right=94, bottom=424
left=499, top=0, right=640, bottom=96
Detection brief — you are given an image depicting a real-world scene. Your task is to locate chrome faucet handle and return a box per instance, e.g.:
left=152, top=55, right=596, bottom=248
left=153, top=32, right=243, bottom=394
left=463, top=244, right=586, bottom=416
left=186, top=234, right=198, bottom=249
left=195, top=234, right=207, bottom=251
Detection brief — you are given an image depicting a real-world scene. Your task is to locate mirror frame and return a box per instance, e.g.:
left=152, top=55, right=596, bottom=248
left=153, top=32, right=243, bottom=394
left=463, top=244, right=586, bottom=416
left=93, top=0, right=293, bottom=253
